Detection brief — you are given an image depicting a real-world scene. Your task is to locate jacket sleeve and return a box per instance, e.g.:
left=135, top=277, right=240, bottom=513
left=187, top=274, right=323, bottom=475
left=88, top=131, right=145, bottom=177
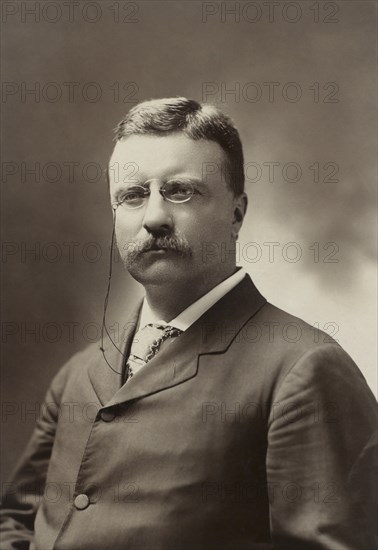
left=266, top=343, right=378, bottom=550
left=0, top=360, right=73, bottom=550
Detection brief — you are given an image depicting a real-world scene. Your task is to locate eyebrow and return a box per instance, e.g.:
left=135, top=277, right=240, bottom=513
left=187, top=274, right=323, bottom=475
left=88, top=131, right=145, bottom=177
left=113, top=176, right=208, bottom=193
left=147, top=176, right=206, bottom=186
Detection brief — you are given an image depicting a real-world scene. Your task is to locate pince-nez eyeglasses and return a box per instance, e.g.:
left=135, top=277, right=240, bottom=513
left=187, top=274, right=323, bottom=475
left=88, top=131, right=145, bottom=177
left=113, top=179, right=196, bottom=210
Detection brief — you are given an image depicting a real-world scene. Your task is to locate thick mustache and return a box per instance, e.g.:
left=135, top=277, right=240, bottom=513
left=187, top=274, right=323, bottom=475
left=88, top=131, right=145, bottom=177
left=123, top=234, right=193, bottom=262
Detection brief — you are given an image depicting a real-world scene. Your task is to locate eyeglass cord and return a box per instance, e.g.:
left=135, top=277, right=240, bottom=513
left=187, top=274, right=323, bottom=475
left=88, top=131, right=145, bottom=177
left=100, top=204, right=127, bottom=375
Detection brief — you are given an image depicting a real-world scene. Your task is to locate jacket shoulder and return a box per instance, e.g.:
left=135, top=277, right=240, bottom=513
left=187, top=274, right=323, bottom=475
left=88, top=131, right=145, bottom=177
left=242, top=301, right=374, bottom=401
left=47, top=343, right=103, bottom=394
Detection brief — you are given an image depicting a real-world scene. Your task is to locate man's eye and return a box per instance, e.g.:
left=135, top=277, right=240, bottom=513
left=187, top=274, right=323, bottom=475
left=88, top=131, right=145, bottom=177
left=125, top=192, right=143, bottom=201
left=166, top=182, right=195, bottom=198
left=121, top=189, right=146, bottom=203
left=171, top=186, right=191, bottom=196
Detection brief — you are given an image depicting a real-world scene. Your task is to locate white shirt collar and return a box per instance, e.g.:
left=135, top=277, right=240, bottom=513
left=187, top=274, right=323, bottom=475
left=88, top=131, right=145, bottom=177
left=139, top=268, right=246, bottom=331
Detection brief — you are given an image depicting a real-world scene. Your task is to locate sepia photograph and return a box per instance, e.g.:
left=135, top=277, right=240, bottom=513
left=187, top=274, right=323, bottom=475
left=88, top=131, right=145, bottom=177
left=1, top=1, right=377, bottom=549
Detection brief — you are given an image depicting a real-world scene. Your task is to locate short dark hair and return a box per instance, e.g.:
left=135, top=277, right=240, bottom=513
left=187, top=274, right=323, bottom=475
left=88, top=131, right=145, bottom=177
left=115, top=97, right=245, bottom=196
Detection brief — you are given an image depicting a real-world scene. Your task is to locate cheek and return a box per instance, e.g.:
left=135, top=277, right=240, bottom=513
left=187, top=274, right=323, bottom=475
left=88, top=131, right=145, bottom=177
left=196, top=204, right=233, bottom=233
left=181, top=210, right=233, bottom=249
left=115, top=213, right=141, bottom=238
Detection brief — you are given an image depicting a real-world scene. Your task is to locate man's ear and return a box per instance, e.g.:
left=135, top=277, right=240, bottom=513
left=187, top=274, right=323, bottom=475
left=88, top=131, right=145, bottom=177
left=232, top=193, right=248, bottom=239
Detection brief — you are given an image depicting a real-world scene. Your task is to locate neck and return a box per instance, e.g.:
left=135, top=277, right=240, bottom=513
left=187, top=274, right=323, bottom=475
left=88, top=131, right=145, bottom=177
left=143, top=265, right=237, bottom=322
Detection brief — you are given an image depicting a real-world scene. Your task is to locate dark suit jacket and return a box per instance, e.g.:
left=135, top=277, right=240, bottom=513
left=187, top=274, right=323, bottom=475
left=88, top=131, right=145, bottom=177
left=1, top=276, right=377, bottom=549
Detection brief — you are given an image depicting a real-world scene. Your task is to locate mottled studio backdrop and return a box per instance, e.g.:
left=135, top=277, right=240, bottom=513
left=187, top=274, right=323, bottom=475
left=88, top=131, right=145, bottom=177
left=1, top=0, right=377, bottom=481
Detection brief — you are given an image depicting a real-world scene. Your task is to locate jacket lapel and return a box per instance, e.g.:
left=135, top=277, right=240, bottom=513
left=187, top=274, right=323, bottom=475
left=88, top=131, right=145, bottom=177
left=87, top=301, right=141, bottom=406
left=88, top=275, right=267, bottom=408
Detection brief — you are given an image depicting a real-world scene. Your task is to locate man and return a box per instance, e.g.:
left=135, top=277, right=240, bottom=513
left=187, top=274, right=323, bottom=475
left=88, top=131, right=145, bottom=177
left=1, top=98, right=377, bottom=549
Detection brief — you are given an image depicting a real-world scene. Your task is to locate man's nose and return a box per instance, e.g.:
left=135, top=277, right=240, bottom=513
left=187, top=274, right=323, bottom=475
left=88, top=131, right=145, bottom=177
left=142, top=188, right=173, bottom=234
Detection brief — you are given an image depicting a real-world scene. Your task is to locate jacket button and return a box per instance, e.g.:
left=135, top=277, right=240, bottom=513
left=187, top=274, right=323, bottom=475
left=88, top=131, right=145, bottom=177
left=100, top=409, right=116, bottom=422
left=74, top=494, right=90, bottom=510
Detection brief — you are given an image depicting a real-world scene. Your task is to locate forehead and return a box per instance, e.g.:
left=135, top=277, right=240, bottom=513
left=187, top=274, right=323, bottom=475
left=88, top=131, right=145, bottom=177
left=109, top=133, right=227, bottom=182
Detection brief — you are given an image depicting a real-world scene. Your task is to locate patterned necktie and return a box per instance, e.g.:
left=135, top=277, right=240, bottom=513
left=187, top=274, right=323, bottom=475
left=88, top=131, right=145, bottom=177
left=125, top=323, right=182, bottom=381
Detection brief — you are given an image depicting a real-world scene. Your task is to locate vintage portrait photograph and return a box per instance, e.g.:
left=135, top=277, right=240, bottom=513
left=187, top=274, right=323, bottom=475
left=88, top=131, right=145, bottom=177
left=1, top=1, right=377, bottom=549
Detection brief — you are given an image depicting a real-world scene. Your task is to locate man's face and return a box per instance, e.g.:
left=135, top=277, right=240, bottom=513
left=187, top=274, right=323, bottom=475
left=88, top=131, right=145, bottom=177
left=108, top=133, right=245, bottom=287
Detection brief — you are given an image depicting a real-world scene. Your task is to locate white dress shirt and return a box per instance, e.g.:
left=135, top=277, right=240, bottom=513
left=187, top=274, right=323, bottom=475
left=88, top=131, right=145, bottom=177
left=139, top=267, right=246, bottom=331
